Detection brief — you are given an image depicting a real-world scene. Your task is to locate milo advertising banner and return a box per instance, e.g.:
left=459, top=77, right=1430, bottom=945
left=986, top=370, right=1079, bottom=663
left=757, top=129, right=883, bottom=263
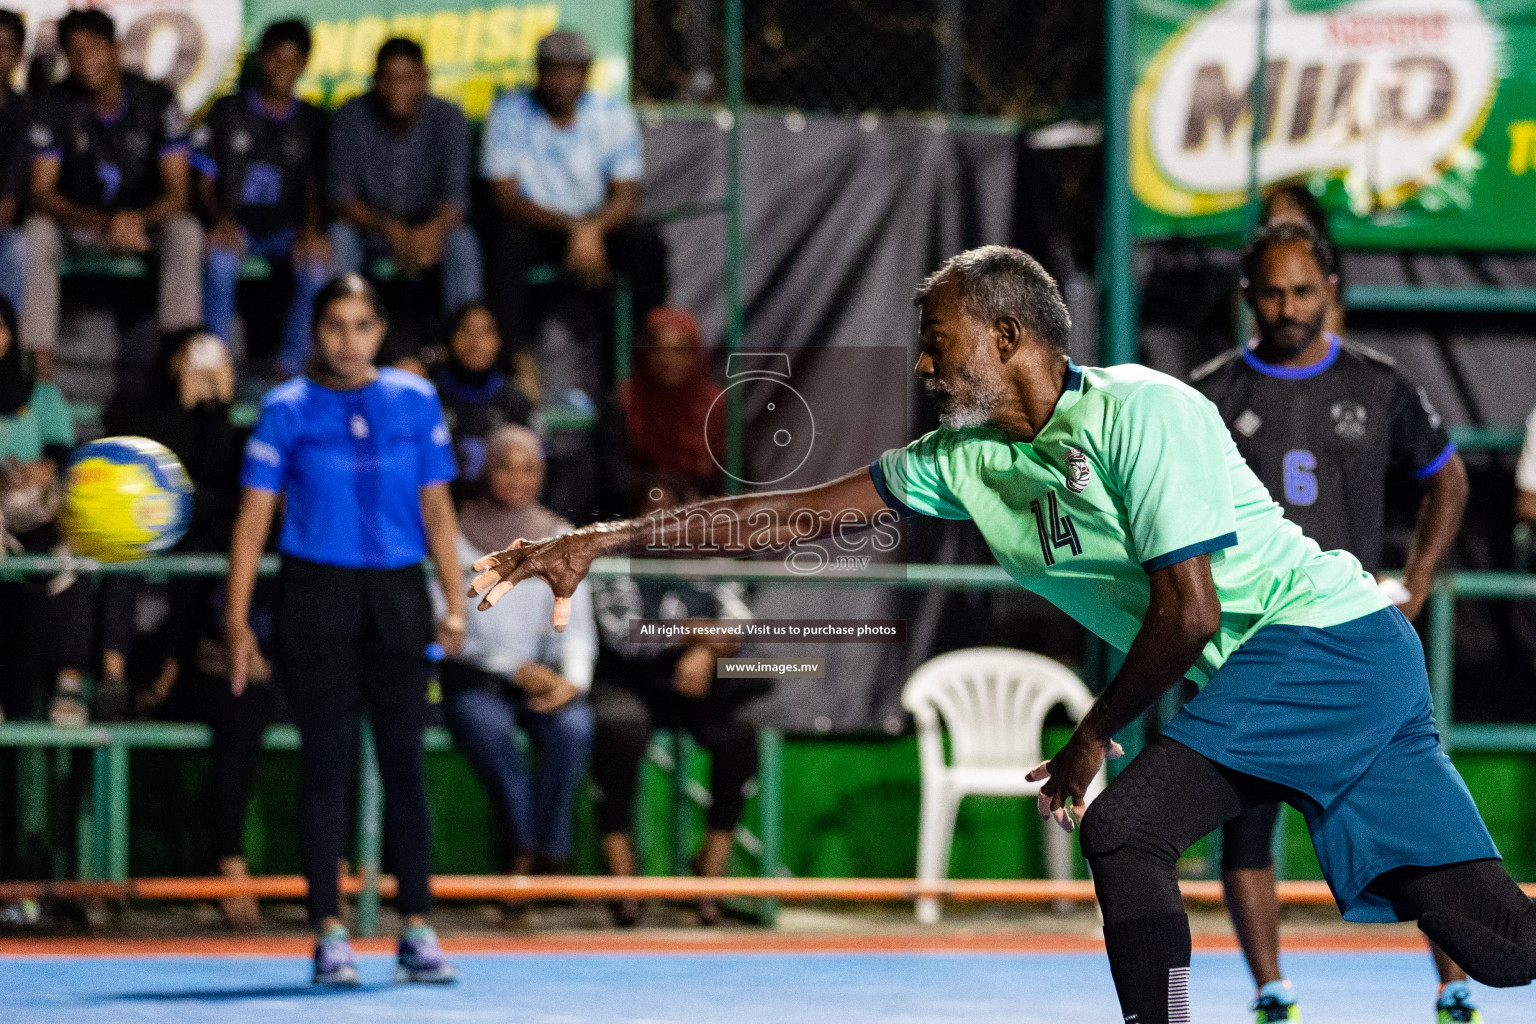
left=1132, top=0, right=1536, bottom=249
left=11, top=0, right=629, bottom=119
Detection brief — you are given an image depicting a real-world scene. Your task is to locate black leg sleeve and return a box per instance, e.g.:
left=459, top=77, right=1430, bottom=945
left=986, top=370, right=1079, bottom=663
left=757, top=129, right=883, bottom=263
left=590, top=684, right=652, bottom=836
left=1372, top=858, right=1536, bottom=988
left=1220, top=801, right=1282, bottom=872
left=1079, top=736, right=1282, bottom=1024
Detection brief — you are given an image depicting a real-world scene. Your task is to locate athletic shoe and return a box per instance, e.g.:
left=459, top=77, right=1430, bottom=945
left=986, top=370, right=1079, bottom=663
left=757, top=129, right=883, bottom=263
left=1437, top=981, right=1483, bottom=1023
left=312, top=927, right=362, bottom=987
left=395, top=925, right=458, bottom=984
left=1252, top=994, right=1300, bottom=1022
left=1251, top=982, right=1301, bottom=1023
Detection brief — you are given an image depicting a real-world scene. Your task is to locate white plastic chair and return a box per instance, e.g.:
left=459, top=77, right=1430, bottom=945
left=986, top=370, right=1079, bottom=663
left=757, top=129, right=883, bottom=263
left=901, top=647, right=1106, bottom=924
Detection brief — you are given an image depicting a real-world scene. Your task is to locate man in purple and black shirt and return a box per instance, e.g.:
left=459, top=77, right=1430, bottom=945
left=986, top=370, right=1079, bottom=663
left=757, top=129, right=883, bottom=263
left=193, top=19, right=330, bottom=376
left=22, top=7, right=202, bottom=378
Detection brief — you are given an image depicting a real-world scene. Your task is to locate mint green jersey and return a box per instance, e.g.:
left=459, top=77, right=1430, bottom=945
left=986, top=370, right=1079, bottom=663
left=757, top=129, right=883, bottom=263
left=871, top=362, right=1388, bottom=683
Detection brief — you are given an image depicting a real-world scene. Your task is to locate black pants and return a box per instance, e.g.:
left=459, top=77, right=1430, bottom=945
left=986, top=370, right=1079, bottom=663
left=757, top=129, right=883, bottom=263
left=156, top=668, right=276, bottom=861
left=1081, top=736, right=1536, bottom=1024
left=0, top=562, right=92, bottom=719
left=590, top=681, right=758, bottom=836
left=275, top=558, right=434, bottom=928
left=489, top=219, right=669, bottom=352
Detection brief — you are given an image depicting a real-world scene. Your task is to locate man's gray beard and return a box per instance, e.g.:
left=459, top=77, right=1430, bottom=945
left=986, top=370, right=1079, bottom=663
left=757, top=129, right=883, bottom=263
left=926, top=366, right=1005, bottom=429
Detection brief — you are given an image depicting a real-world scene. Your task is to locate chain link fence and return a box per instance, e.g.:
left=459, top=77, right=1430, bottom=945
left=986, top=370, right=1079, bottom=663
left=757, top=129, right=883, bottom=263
left=633, top=0, right=1102, bottom=121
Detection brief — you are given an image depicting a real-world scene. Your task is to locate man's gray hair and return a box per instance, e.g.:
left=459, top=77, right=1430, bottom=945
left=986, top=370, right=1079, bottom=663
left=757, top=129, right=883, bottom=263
left=913, top=245, right=1072, bottom=353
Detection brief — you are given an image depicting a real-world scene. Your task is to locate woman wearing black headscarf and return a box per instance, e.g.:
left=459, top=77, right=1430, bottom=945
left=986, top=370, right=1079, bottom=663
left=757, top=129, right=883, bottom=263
left=99, top=329, right=273, bottom=925
left=0, top=294, right=90, bottom=726
left=429, top=303, right=532, bottom=503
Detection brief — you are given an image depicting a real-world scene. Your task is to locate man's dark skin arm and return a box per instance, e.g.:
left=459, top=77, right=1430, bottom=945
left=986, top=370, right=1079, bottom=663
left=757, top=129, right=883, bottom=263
left=141, top=150, right=191, bottom=228
left=468, top=467, right=1219, bottom=834
left=336, top=197, right=462, bottom=272
left=1397, top=453, right=1467, bottom=620
left=1026, top=553, right=1222, bottom=831
left=196, top=161, right=246, bottom=253
left=491, top=177, right=637, bottom=286
left=468, top=465, right=891, bottom=625
left=32, top=154, right=112, bottom=231
left=490, top=178, right=638, bottom=234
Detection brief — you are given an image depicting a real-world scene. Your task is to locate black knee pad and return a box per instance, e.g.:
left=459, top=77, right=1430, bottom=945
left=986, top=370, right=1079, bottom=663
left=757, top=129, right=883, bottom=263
left=1418, top=912, right=1535, bottom=988
left=1079, top=741, right=1176, bottom=860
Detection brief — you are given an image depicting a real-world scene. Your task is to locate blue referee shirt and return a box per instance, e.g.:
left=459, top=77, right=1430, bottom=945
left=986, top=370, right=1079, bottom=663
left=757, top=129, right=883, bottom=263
left=241, top=368, right=458, bottom=569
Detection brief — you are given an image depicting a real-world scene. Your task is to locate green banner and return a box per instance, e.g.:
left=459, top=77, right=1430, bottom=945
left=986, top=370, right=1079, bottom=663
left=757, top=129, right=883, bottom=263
left=1131, top=0, right=1536, bottom=249
left=246, top=0, right=631, bottom=119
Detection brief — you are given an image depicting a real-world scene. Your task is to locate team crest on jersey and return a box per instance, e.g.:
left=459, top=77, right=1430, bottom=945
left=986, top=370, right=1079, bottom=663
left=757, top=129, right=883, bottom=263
left=1331, top=401, right=1367, bottom=440
left=1065, top=447, right=1090, bottom=493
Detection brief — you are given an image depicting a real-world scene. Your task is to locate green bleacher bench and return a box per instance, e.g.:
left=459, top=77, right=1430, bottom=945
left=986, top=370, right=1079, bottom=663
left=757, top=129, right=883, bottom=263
left=61, top=253, right=273, bottom=281
left=0, top=717, right=783, bottom=934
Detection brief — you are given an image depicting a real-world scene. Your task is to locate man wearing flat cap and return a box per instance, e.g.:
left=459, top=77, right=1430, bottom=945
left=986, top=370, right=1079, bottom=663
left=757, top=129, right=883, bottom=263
left=482, top=29, right=668, bottom=368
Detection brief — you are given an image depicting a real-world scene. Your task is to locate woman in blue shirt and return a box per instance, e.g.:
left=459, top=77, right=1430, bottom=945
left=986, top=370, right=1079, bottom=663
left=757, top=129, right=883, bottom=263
left=226, top=273, right=466, bottom=986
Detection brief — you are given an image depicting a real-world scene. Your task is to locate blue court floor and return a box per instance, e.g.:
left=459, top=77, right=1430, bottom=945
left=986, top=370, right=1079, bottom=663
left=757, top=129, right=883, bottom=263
left=0, top=950, right=1531, bottom=1023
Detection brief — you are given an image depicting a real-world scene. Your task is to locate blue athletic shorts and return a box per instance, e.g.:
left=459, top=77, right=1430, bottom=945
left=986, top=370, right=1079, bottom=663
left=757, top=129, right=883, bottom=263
left=1161, top=605, right=1500, bottom=923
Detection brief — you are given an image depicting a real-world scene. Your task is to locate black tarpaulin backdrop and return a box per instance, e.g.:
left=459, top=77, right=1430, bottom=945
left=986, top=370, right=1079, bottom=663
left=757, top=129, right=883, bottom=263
left=636, top=112, right=1016, bottom=732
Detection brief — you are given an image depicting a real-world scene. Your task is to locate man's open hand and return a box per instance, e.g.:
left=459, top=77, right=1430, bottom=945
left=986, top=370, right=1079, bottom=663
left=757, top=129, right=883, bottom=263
left=1025, top=732, right=1125, bottom=833
left=467, top=531, right=598, bottom=628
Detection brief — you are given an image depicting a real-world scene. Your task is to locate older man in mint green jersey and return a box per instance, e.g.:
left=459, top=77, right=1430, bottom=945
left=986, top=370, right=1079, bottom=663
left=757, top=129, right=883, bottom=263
left=466, top=245, right=1535, bottom=1024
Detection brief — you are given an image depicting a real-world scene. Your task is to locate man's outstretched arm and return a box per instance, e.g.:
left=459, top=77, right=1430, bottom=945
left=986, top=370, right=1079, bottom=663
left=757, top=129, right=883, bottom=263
left=1026, top=553, right=1222, bottom=831
left=467, top=466, right=893, bottom=621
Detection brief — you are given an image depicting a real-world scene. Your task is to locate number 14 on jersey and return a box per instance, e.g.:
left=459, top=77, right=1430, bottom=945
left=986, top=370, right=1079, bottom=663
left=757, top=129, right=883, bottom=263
left=1030, top=492, right=1082, bottom=566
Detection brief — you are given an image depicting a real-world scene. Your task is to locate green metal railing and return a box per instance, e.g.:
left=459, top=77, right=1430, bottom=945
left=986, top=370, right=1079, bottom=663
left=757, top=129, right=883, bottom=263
left=0, top=716, right=783, bottom=935
left=1, top=554, right=1533, bottom=931
left=1346, top=286, right=1536, bottom=315
left=1427, top=572, right=1536, bottom=753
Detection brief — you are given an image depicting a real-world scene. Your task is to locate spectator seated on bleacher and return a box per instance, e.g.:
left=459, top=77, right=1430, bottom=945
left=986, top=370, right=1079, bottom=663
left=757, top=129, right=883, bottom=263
left=435, top=425, right=595, bottom=886
left=589, top=476, right=764, bottom=927
left=101, top=326, right=274, bottom=926
left=0, top=294, right=92, bottom=727
left=98, top=327, right=243, bottom=717
left=1516, top=408, right=1536, bottom=531
left=483, top=30, right=667, bottom=358
left=193, top=19, right=330, bottom=379
left=430, top=302, right=532, bottom=503
left=0, top=10, right=31, bottom=313
left=22, top=8, right=202, bottom=381
left=327, top=37, right=480, bottom=314
left=599, top=307, right=724, bottom=515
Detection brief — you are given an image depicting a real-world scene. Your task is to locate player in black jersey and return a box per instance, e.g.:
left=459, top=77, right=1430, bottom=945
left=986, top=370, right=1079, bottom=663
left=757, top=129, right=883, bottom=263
left=22, top=8, right=203, bottom=380
left=1193, top=220, right=1477, bottom=1024
left=192, top=20, right=329, bottom=377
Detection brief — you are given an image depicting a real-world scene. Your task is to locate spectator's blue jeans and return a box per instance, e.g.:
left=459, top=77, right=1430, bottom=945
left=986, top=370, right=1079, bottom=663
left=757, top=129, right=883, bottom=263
left=328, top=221, right=483, bottom=311
left=443, top=680, right=593, bottom=862
left=204, top=228, right=329, bottom=377
left=0, top=226, right=25, bottom=312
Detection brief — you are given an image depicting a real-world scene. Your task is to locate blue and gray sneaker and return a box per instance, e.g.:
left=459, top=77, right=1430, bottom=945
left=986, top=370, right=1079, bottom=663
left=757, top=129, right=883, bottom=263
left=312, top=925, right=362, bottom=987
left=1437, top=980, right=1483, bottom=1023
left=1252, top=981, right=1300, bottom=1023
left=395, top=924, right=458, bottom=984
